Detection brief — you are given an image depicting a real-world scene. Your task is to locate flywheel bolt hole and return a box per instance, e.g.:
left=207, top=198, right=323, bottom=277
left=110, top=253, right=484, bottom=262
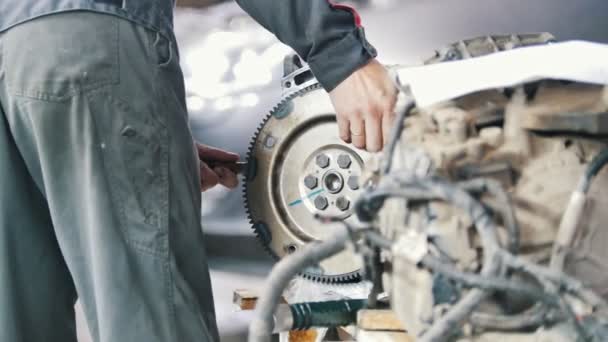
left=323, top=171, right=344, bottom=194
left=285, top=244, right=297, bottom=254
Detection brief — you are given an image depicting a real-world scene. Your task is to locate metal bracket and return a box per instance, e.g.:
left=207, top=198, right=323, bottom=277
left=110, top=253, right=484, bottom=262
left=281, top=55, right=320, bottom=99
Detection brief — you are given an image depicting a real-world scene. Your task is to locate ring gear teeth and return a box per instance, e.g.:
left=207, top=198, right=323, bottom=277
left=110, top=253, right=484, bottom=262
left=243, top=81, right=366, bottom=284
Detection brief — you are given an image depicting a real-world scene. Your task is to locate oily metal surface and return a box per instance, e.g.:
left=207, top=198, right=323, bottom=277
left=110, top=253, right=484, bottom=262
left=243, top=84, right=370, bottom=283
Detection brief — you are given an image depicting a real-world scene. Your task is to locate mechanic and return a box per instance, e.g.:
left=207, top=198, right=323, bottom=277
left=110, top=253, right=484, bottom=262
left=0, top=1, right=397, bottom=342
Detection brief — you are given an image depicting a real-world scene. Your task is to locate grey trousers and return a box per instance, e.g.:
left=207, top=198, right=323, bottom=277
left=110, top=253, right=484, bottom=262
left=0, top=12, right=219, bottom=342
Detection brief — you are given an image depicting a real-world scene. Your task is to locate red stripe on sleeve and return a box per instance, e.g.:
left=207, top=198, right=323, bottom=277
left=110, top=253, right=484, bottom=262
left=327, top=1, right=362, bottom=27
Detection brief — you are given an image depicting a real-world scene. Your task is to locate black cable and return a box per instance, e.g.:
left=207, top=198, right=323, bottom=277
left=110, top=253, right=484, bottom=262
left=365, top=229, right=568, bottom=332
left=459, top=179, right=520, bottom=253
left=550, top=148, right=608, bottom=280
left=365, top=230, right=393, bottom=250
left=365, top=232, right=536, bottom=300
left=357, top=176, right=503, bottom=341
left=356, top=98, right=608, bottom=340
left=470, top=304, right=564, bottom=331
left=359, top=179, right=589, bottom=338
left=360, top=179, right=520, bottom=253
left=381, top=100, right=416, bottom=175
left=420, top=255, right=558, bottom=307
left=500, top=250, right=607, bottom=310
left=355, top=187, right=436, bottom=222
left=367, top=247, right=383, bottom=309
left=580, top=148, right=608, bottom=193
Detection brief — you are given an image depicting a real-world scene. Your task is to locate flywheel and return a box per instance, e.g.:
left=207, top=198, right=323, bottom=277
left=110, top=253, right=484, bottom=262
left=243, top=80, right=371, bottom=283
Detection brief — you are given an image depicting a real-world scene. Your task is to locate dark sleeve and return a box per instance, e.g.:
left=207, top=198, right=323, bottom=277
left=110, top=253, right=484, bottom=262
left=235, top=0, right=377, bottom=91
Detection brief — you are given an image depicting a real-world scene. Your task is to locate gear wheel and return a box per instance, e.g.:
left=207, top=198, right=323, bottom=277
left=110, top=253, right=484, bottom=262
left=243, top=81, right=371, bottom=283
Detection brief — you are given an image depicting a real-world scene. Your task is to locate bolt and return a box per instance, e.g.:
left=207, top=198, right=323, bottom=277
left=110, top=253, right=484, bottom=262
left=285, top=244, right=297, bottom=254
left=337, top=154, right=352, bottom=169
left=314, top=195, right=328, bottom=210
left=336, top=196, right=350, bottom=211
left=264, top=135, right=277, bottom=148
left=347, top=176, right=360, bottom=190
left=315, top=154, right=330, bottom=168
left=446, top=49, right=460, bottom=61
left=303, top=175, right=318, bottom=189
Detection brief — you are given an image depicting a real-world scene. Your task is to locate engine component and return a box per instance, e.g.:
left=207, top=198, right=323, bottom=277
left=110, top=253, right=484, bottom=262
left=243, top=63, right=372, bottom=282
left=377, top=77, right=608, bottom=342
left=247, top=35, right=608, bottom=342
left=425, top=33, right=556, bottom=64
left=363, top=92, right=608, bottom=339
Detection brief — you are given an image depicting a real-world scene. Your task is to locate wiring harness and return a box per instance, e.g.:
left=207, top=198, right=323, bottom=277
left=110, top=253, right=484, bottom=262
left=248, top=100, right=608, bottom=342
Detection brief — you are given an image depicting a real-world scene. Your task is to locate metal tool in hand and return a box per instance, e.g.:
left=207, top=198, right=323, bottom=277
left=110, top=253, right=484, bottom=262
left=204, top=160, right=248, bottom=175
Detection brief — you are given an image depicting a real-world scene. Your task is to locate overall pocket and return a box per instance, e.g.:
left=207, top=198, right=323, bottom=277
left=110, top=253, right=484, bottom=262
left=4, top=12, right=119, bottom=102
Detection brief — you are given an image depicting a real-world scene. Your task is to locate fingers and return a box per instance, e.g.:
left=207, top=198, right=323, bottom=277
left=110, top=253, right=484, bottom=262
left=200, top=161, right=239, bottom=192
left=350, top=117, right=366, bottom=150
left=196, top=141, right=240, bottom=192
left=365, top=112, right=382, bottom=152
left=200, top=162, right=219, bottom=192
left=337, top=116, right=351, bottom=143
left=339, top=112, right=384, bottom=151
left=328, top=57, right=401, bottom=152
left=196, top=142, right=239, bottom=162
left=214, top=167, right=239, bottom=189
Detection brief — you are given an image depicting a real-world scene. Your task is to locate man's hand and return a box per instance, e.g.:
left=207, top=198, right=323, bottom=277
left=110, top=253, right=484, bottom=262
left=329, top=59, right=398, bottom=152
left=196, top=142, right=240, bottom=192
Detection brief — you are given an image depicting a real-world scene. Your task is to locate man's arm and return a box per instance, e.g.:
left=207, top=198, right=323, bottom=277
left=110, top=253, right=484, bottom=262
left=235, top=0, right=398, bottom=152
left=235, top=0, right=375, bottom=92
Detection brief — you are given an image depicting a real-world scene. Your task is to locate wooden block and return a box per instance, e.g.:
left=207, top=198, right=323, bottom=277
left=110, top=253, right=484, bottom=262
left=357, top=310, right=407, bottom=332
left=288, top=330, right=317, bottom=342
left=337, top=327, right=355, bottom=340
left=233, top=289, right=258, bottom=310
